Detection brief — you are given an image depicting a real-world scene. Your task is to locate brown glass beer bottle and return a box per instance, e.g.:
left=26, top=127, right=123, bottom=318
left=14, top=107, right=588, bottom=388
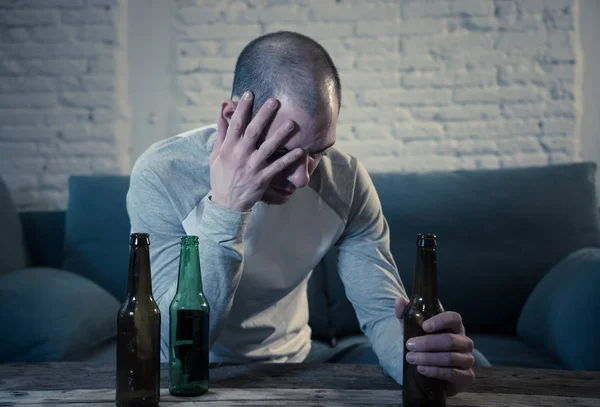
left=116, top=233, right=161, bottom=407
left=402, top=233, right=446, bottom=407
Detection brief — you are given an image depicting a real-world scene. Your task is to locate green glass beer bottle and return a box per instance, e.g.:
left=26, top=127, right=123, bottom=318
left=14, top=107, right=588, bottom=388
left=402, top=233, right=446, bottom=407
left=116, top=233, right=161, bottom=407
left=169, top=235, right=210, bottom=396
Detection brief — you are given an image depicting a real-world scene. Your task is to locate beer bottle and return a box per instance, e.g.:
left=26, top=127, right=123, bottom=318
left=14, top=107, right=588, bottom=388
left=169, top=235, right=210, bottom=396
left=402, top=233, right=446, bottom=407
left=116, top=233, right=161, bottom=407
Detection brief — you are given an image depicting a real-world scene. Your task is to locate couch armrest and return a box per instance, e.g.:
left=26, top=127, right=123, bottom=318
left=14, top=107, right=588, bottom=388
left=517, top=248, right=600, bottom=370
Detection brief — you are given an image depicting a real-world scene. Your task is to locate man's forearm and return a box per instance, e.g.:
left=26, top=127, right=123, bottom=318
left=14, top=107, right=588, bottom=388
left=366, top=316, right=405, bottom=384
left=196, top=194, right=251, bottom=347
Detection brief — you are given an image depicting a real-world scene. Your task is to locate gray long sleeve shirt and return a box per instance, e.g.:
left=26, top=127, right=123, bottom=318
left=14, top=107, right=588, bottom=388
left=126, top=124, right=408, bottom=383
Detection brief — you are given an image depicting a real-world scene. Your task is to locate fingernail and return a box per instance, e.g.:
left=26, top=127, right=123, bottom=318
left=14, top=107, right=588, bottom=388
left=285, top=121, right=294, bottom=130
left=423, top=321, right=433, bottom=332
left=417, top=365, right=428, bottom=374
left=406, top=353, right=416, bottom=364
left=268, top=99, right=278, bottom=109
left=406, top=340, right=416, bottom=351
left=243, top=91, right=252, bottom=100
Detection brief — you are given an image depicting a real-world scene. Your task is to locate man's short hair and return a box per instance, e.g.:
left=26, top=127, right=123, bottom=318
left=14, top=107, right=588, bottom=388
left=231, top=31, right=341, bottom=117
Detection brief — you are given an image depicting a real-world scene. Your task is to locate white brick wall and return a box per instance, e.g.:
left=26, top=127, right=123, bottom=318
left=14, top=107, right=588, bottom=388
left=0, top=0, right=584, bottom=210
left=173, top=0, right=581, bottom=178
left=0, top=0, right=128, bottom=210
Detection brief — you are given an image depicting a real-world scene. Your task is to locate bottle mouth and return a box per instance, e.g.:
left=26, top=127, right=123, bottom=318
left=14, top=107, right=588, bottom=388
left=130, top=233, right=150, bottom=245
left=416, top=233, right=436, bottom=247
left=181, top=235, right=200, bottom=246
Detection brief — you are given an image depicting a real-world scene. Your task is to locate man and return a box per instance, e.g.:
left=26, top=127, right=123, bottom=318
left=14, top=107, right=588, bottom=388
left=127, top=31, right=477, bottom=395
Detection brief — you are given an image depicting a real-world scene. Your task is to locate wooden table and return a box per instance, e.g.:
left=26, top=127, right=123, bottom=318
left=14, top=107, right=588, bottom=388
left=1, top=362, right=599, bottom=406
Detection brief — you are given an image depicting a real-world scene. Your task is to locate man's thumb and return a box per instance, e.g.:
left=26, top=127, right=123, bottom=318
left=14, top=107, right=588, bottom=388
left=394, top=296, right=409, bottom=319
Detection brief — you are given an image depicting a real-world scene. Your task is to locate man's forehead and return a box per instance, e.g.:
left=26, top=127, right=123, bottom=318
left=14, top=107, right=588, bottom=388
left=283, top=128, right=334, bottom=153
left=269, top=106, right=335, bottom=151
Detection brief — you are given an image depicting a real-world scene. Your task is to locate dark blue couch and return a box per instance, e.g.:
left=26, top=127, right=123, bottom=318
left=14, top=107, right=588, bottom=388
left=2, top=162, right=600, bottom=370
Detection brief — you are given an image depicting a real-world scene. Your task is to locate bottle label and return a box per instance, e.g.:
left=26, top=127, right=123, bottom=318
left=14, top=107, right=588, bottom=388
left=174, top=310, right=209, bottom=382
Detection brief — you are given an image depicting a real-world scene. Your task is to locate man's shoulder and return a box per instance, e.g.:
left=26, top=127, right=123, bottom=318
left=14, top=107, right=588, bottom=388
left=132, top=124, right=217, bottom=178
left=310, top=146, right=365, bottom=224
left=128, top=124, right=217, bottom=220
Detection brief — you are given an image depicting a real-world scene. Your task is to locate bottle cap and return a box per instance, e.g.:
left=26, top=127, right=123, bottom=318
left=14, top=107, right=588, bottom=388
left=130, top=233, right=150, bottom=245
left=416, top=233, right=436, bottom=247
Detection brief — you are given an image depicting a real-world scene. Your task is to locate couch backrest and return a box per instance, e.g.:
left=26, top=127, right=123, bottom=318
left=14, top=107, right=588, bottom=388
left=314, top=162, right=600, bottom=337
left=46, top=163, right=600, bottom=337
left=62, top=176, right=132, bottom=301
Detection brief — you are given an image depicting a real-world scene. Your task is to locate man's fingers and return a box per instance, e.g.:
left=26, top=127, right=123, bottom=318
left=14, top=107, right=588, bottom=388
left=406, top=351, right=474, bottom=370
left=226, top=91, right=254, bottom=141
left=423, top=311, right=465, bottom=335
left=416, top=366, right=475, bottom=386
left=212, top=105, right=228, bottom=155
left=407, top=333, right=474, bottom=353
left=394, top=297, right=409, bottom=319
left=254, top=120, right=296, bottom=163
left=240, top=98, right=279, bottom=151
left=260, top=148, right=304, bottom=181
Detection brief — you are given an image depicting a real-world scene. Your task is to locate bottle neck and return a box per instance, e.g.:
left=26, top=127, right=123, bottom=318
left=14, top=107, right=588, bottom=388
left=412, top=246, right=438, bottom=300
left=177, top=243, right=203, bottom=295
left=127, top=244, right=152, bottom=299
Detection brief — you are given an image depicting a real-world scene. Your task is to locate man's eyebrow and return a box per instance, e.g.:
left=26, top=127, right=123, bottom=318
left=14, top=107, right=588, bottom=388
left=276, top=142, right=335, bottom=155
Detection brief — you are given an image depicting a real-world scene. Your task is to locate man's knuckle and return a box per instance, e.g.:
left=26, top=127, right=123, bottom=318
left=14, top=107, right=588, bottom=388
left=277, top=156, right=290, bottom=169
left=219, top=147, right=232, bottom=160
left=230, top=119, right=243, bottom=130
left=230, top=148, right=244, bottom=162
left=256, top=171, right=268, bottom=185
left=468, top=355, right=475, bottom=368
left=246, top=159, right=258, bottom=173
left=451, top=312, right=463, bottom=325
left=447, top=335, right=458, bottom=349
left=244, top=126, right=258, bottom=139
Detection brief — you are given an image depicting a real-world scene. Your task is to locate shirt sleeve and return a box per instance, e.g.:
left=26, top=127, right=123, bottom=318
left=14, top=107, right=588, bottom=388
left=126, top=165, right=250, bottom=362
left=334, top=159, right=409, bottom=384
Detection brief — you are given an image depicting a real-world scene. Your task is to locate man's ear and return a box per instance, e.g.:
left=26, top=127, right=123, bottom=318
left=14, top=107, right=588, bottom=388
left=220, top=98, right=238, bottom=123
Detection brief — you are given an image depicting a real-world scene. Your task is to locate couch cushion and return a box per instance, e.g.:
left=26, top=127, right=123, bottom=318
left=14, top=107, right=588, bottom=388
left=470, top=333, right=562, bottom=369
left=19, top=211, right=66, bottom=269
left=0, top=267, right=120, bottom=362
left=63, top=175, right=131, bottom=301
left=517, top=247, right=600, bottom=370
left=0, top=176, right=29, bottom=277
left=323, top=250, right=361, bottom=338
left=307, top=251, right=335, bottom=344
left=308, top=249, right=362, bottom=343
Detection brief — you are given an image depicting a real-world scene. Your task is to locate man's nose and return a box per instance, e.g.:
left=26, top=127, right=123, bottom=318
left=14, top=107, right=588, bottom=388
left=287, top=154, right=310, bottom=189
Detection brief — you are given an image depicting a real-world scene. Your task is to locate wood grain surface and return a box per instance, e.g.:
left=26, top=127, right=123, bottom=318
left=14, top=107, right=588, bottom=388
left=1, top=363, right=599, bottom=406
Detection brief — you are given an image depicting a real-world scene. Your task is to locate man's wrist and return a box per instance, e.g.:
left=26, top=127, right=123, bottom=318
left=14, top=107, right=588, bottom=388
left=201, top=194, right=251, bottom=244
left=210, top=193, right=252, bottom=213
